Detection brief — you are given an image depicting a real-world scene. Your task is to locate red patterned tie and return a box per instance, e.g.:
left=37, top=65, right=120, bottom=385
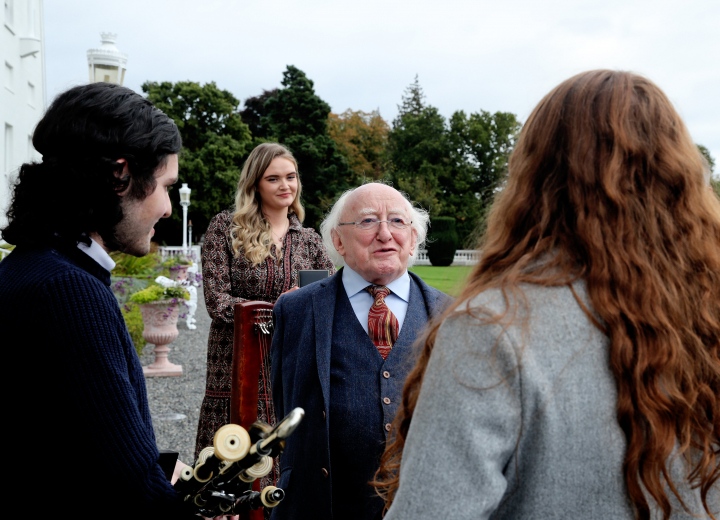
left=366, top=286, right=399, bottom=360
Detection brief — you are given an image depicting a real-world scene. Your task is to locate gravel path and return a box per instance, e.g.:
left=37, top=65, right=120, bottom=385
left=140, top=286, right=210, bottom=465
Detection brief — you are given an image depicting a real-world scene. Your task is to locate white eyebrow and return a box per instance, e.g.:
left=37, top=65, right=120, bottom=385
left=359, top=208, right=406, bottom=216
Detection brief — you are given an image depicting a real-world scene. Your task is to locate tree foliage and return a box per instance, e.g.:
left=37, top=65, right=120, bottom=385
left=142, top=81, right=253, bottom=244
left=387, top=78, right=448, bottom=213
left=265, top=65, right=352, bottom=229
left=445, top=110, right=521, bottom=242
left=328, top=109, right=390, bottom=182
left=696, top=144, right=719, bottom=198
left=240, top=89, right=278, bottom=140
left=697, top=144, right=715, bottom=174
left=139, top=72, right=523, bottom=246
left=395, top=75, right=426, bottom=121
left=387, top=76, right=521, bottom=245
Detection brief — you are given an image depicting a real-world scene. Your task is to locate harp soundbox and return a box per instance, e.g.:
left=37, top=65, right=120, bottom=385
left=231, top=301, right=277, bottom=520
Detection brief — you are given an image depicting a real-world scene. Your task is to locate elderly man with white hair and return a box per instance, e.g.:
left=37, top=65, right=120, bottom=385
left=270, top=183, right=452, bottom=520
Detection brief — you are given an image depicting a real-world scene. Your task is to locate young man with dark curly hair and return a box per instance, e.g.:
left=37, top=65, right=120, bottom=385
left=0, top=83, right=197, bottom=519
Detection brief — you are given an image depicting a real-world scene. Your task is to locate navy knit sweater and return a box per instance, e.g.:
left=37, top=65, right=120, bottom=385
left=0, top=242, right=196, bottom=519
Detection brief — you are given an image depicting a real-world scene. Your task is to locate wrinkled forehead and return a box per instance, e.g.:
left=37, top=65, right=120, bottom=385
left=343, top=187, right=410, bottom=219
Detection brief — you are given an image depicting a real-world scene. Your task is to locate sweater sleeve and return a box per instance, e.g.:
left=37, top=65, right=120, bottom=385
left=383, top=311, right=522, bottom=520
left=39, top=272, right=197, bottom=519
left=202, top=211, right=248, bottom=324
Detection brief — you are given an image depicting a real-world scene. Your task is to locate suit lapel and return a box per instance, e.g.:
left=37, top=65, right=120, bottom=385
left=394, top=276, right=427, bottom=348
left=409, top=271, right=442, bottom=318
left=312, top=270, right=341, bottom=414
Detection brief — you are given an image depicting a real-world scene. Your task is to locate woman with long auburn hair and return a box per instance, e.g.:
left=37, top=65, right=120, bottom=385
left=375, top=71, right=719, bottom=519
left=195, top=143, right=335, bottom=466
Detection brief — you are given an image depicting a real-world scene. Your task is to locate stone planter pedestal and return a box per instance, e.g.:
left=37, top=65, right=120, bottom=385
left=140, top=299, right=183, bottom=377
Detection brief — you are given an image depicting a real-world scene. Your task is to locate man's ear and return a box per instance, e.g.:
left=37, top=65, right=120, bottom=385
left=331, top=229, right=345, bottom=257
left=114, top=158, right=131, bottom=195
left=409, top=228, right=418, bottom=256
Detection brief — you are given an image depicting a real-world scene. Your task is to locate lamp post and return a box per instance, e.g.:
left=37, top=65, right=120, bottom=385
left=87, top=33, right=128, bottom=85
left=179, top=183, right=191, bottom=254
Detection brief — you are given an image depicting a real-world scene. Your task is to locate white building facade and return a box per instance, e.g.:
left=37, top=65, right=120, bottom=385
left=1, top=0, right=45, bottom=228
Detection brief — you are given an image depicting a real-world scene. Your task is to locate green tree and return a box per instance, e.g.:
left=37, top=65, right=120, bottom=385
left=387, top=77, right=449, bottom=214
left=328, top=109, right=389, bottom=182
left=241, top=89, right=278, bottom=140
left=445, top=110, right=521, bottom=243
left=142, top=81, right=253, bottom=244
left=395, top=75, right=425, bottom=120
left=265, top=65, right=352, bottom=229
left=696, top=144, right=719, bottom=198
left=387, top=77, right=522, bottom=245
left=697, top=144, right=715, bottom=173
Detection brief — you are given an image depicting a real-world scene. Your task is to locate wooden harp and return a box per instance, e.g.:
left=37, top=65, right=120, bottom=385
left=231, top=300, right=277, bottom=520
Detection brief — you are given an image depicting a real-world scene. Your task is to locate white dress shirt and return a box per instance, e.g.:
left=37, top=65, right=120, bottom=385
left=77, top=237, right=116, bottom=273
left=341, top=265, right=411, bottom=335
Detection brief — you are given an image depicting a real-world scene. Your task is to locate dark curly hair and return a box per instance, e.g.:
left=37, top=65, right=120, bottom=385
left=1, top=82, right=181, bottom=249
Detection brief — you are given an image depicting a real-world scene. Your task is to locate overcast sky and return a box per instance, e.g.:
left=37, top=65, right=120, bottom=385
left=44, top=0, right=720, bottom=170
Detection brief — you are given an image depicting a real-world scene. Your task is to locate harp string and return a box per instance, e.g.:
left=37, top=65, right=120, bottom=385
left=256, top=308, right=278, bottom=487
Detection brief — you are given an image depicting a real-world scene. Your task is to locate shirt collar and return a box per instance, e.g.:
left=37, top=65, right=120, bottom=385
left=77, top=238, right=116, bottom=273
left=342, top=264, right=411, bottom=303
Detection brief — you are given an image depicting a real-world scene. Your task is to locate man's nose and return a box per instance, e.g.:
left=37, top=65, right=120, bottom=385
left=163, top=191, right=172, bottom=218
left=375, top=221, right=392, bottom=241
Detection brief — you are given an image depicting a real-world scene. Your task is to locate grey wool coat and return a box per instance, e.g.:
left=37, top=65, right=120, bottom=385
left=384, top=282, right=718, bottom=520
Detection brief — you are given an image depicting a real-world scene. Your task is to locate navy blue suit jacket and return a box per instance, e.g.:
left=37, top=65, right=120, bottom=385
left=270, top=269, right=451, bottom=520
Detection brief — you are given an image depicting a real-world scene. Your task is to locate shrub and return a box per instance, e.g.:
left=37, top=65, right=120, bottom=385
left=110, top=277, right=151, bottom=305
left=110, top=252, right=160, bottom=277
left=163, top=254, right=192, bottom=268
left=427, top=217, right=459, bottom=267
left=121, top=302, right=146, bottom=356
left=129, top=283, right=190, bottom=304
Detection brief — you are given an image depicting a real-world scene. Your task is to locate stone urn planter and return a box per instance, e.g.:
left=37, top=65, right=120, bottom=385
left=168, top=264, right=191, bottom=281
left=139, top=299, right=183, bottom=377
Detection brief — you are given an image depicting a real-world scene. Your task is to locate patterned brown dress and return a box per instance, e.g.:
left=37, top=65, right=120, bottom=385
left=195, top=210, right=335, bottom=462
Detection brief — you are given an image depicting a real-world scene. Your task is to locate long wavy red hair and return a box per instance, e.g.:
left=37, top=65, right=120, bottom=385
left=374, top=70, right=720, bottom=519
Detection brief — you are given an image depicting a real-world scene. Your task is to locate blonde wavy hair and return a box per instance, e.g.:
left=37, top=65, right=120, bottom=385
left=230, top=143, right=304, bottom=265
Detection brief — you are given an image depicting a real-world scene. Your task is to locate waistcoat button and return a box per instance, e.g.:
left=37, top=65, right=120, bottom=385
left=383, top=371, right=390, bottom=379
left=385, top=423, right=392, bottom=432
left=321, top=468, right=329, bottom=478
left=383, top=397, right=391, bottom=405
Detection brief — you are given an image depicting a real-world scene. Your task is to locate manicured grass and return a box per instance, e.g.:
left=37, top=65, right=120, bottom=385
left=409, top=265, right=474, bottom=297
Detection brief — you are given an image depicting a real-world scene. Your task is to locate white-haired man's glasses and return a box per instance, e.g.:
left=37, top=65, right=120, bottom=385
left=338, top=218, right=412, bottom=230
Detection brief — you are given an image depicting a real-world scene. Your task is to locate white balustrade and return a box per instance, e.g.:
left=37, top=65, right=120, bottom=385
left=413, top=249, right=480, bottom=266
left=158, top=245, right=201, bottom=264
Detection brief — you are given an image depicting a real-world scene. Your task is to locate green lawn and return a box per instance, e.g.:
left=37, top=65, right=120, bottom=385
left=409, top=265, right=474, bottom=297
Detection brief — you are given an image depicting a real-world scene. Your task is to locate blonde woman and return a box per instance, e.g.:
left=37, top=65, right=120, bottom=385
left=195, top=143, right=335, bottom=460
